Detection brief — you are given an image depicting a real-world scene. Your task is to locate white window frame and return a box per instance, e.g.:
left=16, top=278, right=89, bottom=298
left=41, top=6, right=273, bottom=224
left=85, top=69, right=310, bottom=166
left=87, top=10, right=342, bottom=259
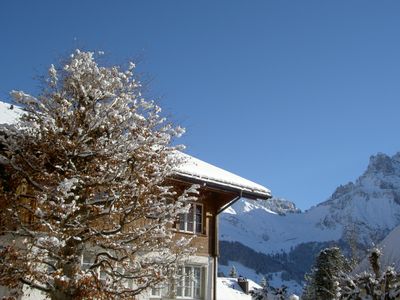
left=150, top=265, right=204, bottom=299
left=176, top=265, right=202, bottom=299
left=179, top=203, right=203, bottom=234
left=81, top=251, right=133, bottom=288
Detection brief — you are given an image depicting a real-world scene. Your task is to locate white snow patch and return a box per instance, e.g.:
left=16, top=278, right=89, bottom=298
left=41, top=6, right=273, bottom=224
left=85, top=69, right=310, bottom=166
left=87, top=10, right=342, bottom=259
left=220, top=198, right=342, bottom=254
left=217, top=277, right=261, bottom=300
left=219, top=261, right=302, bottom=296
left=0, top=101, right=22, bottom=124
left=355, top=224, right=400, bottom=273
left=267, top=272, right=303, bottom=296
left=219, top=261, right=261, bottom=282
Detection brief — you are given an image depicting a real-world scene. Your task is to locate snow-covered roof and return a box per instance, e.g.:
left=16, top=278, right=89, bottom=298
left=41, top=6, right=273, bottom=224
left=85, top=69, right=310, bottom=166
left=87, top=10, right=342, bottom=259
left=217, top=277, right=260, bottom=300
left=0, top=101, right=22, bottom=124
left=175, top=153, right=271, bottom=199
left=0, top=101, right=271, bottom=199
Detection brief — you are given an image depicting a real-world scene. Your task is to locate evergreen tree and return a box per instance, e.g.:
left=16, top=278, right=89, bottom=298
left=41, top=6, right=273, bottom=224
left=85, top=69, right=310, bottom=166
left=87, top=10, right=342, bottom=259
left=302, top=247, right=349, bottom=300
left=229, top=265, right=238, bottom=278
left=0, top=50, right=198, bottom=300
left=339, top=247, right=400, bottom=299
left=260, top=276, right=267, bottom=288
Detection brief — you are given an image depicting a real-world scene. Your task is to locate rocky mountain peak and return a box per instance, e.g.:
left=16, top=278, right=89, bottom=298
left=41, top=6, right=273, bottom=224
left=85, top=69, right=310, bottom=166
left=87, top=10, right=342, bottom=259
left=365, top=152, right=397, bottom=176
left=261, top=197, right=301, bottom=215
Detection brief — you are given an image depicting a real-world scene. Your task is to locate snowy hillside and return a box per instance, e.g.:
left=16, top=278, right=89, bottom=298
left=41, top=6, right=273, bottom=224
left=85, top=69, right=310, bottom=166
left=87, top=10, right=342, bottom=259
left=354, top=224, right=400, bottom=273
left=220, top=152, right=400, bottom=291
left=220, top=198, right=342, bottom=254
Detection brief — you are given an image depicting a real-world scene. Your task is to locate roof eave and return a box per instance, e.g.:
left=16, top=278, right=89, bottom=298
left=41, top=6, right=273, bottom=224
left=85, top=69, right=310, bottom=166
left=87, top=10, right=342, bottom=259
left=171, top=173, right=272, bottom=200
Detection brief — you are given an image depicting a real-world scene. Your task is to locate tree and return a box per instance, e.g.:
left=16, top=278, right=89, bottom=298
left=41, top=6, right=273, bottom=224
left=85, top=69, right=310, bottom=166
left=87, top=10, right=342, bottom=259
left=339, top=248, right=400, bottom=299
left=302, top=247, right=349, bottom=300
left=260, top=276, right=267, bottom=288
left=229, top=265, right=238, bottom=278
left=0, top=50, right=198, bottom=300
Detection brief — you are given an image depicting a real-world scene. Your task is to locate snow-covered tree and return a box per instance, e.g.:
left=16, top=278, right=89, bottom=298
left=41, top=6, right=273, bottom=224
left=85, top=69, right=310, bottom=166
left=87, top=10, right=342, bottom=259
left=260, top=276, right=267, bottom=288
left=339, top=248, right=400, bottom=299
left=251, top=286, right=269, bottom=300
left=0, top=50, right=198, bottom=300
left=251, top=285, right=290, bottom=300
left=302, top=247, right=349, bottom=300
left=229, top=265, right=238, bottom=278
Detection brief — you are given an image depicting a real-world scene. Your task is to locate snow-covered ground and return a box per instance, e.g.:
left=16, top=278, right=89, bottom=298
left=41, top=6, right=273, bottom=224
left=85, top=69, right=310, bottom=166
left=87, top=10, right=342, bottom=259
left=217, top=277, right=260, bottom=300
left=219, top=261, right=303, bottom=296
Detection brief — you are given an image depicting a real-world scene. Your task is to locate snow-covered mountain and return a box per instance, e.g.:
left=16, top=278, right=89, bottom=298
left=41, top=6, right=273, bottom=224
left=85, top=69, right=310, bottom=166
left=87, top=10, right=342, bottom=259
left=259, top=197, right=301, bottom=215
left=219, top=152, right=400, bottom=293
left=354, top=224, right=400, bottom=273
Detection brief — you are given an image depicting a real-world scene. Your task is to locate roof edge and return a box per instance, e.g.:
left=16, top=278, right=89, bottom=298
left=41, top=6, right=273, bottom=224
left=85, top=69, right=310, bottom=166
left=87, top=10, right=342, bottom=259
left=172, top=173, right=272, bottom=200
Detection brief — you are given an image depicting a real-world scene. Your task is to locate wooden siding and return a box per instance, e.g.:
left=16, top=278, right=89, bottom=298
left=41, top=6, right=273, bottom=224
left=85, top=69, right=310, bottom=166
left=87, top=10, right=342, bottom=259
left=171, top=180, right=240, bottom=257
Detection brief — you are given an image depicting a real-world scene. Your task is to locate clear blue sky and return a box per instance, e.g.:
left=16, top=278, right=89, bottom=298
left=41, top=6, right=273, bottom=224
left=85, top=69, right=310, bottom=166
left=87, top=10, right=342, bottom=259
left=1, top=1, right=400, bottom=210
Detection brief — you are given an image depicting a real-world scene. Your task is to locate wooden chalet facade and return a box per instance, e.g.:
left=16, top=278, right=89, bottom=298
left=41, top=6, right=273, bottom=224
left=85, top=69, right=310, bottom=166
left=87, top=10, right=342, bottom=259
left=139, top=154, right=271, bottom=300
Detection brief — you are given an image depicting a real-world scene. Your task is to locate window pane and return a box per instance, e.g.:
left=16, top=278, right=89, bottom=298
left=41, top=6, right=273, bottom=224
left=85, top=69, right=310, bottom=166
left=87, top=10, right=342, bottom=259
left=99, top=270, right=108, bottom=281
left=195, top=205, right=202, bottom=233
left=185, top=287, right=191, bottom=297
left=184, top=267, right=192, bottom=297
left=187, top=206, right=194, bottom=232
left=177, top=266, right=184, bottom=296
left=174, top=266, right=203, bottom=298
left=194, top=267, right=201, bottom=297
left=151, top=288, right=160, bottom=296
left=82, top=252, right=93, bottom=271
left=179, top=213, right=186, bottom=231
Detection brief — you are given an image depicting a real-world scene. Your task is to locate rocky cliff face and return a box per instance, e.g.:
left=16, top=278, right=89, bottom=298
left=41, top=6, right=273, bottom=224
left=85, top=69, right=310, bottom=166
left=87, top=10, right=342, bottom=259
left=219, top=152, right=400, bottom=293
left=259, top=197, right=301, bottom=215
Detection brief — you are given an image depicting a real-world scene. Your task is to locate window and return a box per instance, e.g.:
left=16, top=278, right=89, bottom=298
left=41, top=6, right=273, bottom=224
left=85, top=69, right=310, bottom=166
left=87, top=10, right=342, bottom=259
left=179, top=203, right=203, bottom=234
left=176, top=266, right=202, bottom=299
left=81, top=251, right=94, bottom=271
left=151, top=284, right=167, bottom=297
left=150, top=265, right=204, bottom=299
left=81, top=251, right=133, bottom=288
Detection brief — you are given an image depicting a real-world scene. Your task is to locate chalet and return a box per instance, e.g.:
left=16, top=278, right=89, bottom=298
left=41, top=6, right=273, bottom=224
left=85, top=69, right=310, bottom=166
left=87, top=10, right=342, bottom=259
left=0, top=102, right=271, bottom=300
left=139, top=154, right=271, bottom=300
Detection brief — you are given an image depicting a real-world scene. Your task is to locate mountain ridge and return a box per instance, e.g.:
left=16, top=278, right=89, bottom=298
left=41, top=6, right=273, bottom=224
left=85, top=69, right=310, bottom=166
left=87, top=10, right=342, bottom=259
left=219, top=151, right=400, bottom=293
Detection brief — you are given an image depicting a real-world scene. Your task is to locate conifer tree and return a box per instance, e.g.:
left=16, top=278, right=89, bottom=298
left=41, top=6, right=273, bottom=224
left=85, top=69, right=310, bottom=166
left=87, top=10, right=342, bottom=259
left=0, top=50, right=198, bottom=300
left=229, top=265, right=238, bottom=278
left=339, top=247, right=400, bottom=299
left=302, top=247, right=349, bottom=300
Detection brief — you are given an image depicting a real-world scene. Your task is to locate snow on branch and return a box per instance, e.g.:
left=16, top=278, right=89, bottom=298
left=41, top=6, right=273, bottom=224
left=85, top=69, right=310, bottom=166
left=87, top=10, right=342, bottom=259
left=0, top=49, right=198, bottom=300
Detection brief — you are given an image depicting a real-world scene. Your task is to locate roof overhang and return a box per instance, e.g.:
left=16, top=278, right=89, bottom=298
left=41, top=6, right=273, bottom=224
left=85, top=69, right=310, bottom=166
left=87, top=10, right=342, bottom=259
left=172, top=152, right=272, bottom=201
left=171, top=173, right=272, bottom=200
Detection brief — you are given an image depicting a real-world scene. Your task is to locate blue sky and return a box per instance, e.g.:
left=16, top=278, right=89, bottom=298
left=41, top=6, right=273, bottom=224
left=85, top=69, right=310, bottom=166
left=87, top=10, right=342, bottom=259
left=1, top=1, right=400, bottom=210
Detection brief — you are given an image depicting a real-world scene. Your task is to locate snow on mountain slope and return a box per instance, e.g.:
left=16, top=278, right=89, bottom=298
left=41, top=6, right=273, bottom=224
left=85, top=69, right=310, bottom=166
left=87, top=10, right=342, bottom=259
left=219, top=152, right=400, bottom=289
left=379, top=224, right=400, bottom=270
left=354, top=224, right=400, bottom=273
left=220, top=198, right=342, bottom=253
left=221, top=152, right=400, bottom=254
left=260, top=197, right=301, bottom=215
